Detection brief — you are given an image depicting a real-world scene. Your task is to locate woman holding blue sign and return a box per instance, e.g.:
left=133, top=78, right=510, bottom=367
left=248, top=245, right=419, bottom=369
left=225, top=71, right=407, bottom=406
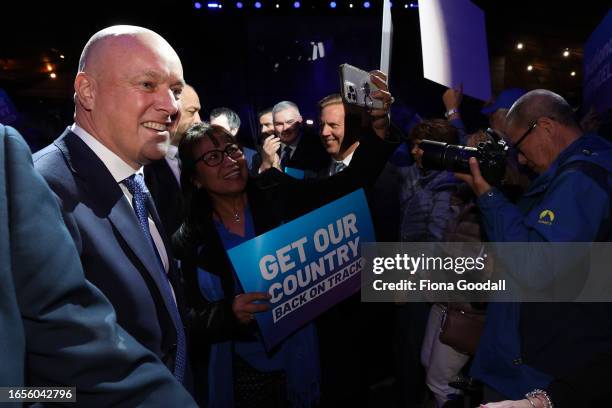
left=174, top=71, right=398, bottom=408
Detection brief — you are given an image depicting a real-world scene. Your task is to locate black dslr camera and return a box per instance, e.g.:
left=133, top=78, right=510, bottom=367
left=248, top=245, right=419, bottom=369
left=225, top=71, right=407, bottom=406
left=420, top=128, right=508, bottom=185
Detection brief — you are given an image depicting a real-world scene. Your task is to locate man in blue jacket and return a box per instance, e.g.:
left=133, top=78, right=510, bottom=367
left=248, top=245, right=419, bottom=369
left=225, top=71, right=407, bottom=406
left=456, top=89, right=612, bottom=404
left=0, top=124, right=197, bottom=407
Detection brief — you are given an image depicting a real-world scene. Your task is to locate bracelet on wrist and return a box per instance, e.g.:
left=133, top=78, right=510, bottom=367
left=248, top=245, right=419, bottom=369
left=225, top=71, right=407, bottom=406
left=444, top=108, right=460, bottom=118
left=525, top=389, right=553, bottom=408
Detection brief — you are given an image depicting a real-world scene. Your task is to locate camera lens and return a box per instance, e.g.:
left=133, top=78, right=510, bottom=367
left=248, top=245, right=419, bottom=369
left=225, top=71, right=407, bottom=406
left=420, top=140, right=479, bottom=173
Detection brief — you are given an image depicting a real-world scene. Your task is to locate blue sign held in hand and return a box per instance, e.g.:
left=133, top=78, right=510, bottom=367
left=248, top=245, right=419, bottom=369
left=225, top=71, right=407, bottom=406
left=227, top=188, right=375, bottom=349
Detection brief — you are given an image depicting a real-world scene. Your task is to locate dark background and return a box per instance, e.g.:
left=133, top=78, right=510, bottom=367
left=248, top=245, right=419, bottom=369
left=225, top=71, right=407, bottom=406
left=0, top=1, right=609, bottom=150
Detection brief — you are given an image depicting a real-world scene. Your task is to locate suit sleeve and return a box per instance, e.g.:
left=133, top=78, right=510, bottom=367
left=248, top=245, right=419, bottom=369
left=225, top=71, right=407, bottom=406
left=5, top=126, right=197, bottom=407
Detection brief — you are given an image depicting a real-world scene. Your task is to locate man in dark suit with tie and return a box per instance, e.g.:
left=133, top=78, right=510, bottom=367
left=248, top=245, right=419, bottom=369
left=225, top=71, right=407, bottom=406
left=145, top=84, right=201, bottom=236
left=256, top=100, right=328, bottom=176
left=33, top=25, right=191, bottom=390
left=1, top=124, right=197, bottom=406
left=317, top=94, right=361, bottom=177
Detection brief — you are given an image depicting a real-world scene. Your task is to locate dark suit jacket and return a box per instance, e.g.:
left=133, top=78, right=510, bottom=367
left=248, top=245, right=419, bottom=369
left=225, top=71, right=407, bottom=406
left=145, top=158, right=183, bottom=236
left=250, top=127, right=329, bottom=176
left=1, top=125, right=196, bottom=406
left=33, top=129, right=188, bottom=377
left=286, top=127, right=329, bottom=172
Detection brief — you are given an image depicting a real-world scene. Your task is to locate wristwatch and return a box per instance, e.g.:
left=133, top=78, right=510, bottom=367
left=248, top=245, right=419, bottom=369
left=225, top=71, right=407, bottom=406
left=444, top=108, right=460, bottom=118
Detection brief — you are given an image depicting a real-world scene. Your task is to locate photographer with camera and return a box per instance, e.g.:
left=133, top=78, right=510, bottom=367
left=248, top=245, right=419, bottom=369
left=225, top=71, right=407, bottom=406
left=452, top=89, right=612, bottom=406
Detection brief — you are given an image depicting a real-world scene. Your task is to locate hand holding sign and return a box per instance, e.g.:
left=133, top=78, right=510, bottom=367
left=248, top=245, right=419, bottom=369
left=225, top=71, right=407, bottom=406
left=233, top=292, right=271, bottom=324
left=228, top=189, right=375, bottom=349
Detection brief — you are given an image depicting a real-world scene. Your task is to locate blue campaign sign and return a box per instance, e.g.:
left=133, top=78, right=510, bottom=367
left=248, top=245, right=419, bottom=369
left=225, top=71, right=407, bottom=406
left=0, top=89, right=19, bottom=125
left=227, top=188, right=375, bottom=349
left=583, top=10, right=612, bottom=113
left=283, top=166, right=305, bottom=179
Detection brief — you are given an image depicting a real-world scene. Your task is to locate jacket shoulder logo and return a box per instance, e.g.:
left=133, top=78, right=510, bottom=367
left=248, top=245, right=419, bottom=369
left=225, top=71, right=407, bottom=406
left=538, top=209, right=555, bottom=225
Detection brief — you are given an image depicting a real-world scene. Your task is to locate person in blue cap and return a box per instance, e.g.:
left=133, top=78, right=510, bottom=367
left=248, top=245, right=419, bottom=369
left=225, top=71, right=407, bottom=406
left=456, top=89, right=612, bottom=407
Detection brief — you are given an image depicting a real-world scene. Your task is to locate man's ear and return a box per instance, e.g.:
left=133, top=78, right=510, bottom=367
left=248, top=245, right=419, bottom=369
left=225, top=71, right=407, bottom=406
left=74, top=72, right=95, bottom=111
left=539, top=116, right=556, bottom=136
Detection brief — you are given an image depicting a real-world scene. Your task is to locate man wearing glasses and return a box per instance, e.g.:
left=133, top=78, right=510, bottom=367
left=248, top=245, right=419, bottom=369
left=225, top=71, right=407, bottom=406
left=457, top=89, right=612, bottom=406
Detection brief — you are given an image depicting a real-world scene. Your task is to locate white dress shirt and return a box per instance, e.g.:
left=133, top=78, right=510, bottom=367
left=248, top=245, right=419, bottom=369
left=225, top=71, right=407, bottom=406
left=70, top=124, right=170, bottom=275
left=328, top=148, right=356, bottom=176
left=165, top=144, right=181, bottom=184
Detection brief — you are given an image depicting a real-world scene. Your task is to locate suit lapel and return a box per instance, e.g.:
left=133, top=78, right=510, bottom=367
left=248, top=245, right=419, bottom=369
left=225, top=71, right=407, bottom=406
left=56, top=131, right=181, bottom=328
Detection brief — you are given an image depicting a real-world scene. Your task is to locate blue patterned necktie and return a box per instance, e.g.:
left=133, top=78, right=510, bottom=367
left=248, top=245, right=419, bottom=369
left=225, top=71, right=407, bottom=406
left=333, top=160, right=347, bottom=175
left=280, top=145, right=292, bottom=170
left=122, top=173, right=186, bottom=383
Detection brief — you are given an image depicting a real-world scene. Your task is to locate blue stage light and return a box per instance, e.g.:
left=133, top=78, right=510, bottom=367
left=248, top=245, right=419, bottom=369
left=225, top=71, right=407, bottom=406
left=194, top=2, right=202, bottom=9
left=293, top=1, right=300, bottom=8
left=236, top=1, right=243, bottom=8
left=364, top=1, right=370, bottom=8
left=330, top=1, right=336, bottom=8
left=207, top=2, right=220, bottom=8
left=255, top=1, right=262, bottom=8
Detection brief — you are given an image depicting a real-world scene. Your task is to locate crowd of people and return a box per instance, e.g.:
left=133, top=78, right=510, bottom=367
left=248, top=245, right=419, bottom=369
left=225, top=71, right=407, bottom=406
left=2, top=23, right=612, bottom=408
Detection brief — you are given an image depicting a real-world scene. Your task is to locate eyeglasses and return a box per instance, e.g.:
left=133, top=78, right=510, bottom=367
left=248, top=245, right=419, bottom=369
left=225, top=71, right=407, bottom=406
left=513, top=121, right=538, bottom=153
left=195, top=144, right=243, bottom=167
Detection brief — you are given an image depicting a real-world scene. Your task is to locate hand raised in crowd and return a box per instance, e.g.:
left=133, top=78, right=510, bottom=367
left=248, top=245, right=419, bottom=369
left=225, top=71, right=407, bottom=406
left=443, top=84, right=463, bottom=113
left=259, top=134, right=282, bottom=172
left=454, top=157, right=493, bottom=197
left=368, top=70, right=394, bottom=139
left=233, top=292, right=271, bottom=324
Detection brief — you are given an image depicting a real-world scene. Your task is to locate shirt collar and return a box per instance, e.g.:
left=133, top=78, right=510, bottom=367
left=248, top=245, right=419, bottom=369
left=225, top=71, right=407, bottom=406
left=282, top=133, right=302, bottom=150
left=167, top=144, right=179, bottom=160
left=71, top=123, right=141, bottom=183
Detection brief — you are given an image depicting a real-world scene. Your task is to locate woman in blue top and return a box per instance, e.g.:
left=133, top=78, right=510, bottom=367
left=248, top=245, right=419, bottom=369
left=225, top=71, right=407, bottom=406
left=173, top=73, right=397, bottom=408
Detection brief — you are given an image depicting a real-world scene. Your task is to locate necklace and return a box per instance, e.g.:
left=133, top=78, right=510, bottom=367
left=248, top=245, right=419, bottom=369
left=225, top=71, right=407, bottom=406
left=233, top=209, right=241, bottom=223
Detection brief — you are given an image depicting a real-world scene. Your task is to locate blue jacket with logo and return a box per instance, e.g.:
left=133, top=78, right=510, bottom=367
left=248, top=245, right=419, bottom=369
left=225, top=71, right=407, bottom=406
left=470, top=133, right=612, bottom=399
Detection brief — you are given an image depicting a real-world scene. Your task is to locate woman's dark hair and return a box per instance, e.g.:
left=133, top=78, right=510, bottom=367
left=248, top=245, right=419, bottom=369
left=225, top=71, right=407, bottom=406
left=177, top=122, right=238, bottom=241
left=409, top=119, right=459, bottom=145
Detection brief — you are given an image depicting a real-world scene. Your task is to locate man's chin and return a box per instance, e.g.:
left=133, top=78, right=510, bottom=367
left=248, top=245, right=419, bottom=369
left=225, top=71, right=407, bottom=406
left=141, top=145, right=168, bottom=164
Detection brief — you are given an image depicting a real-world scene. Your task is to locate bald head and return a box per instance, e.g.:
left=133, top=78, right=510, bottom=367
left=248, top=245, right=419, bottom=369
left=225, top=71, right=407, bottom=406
left=74, top=25, right=185, bottom=169
left=506, top=89, right=579, bottom=131
left=173, top=84, right=202, bottom=145
left=78, top=25, right=180, bottom=75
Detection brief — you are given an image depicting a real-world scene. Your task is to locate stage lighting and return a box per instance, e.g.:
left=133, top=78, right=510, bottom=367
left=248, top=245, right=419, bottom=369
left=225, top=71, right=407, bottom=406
left=364, top=1, right=370, bottom=8
left=563, top=49, right=570, bottom=57
left=194, top=2, right=202, bottom=9
left=293, top=1, right=300, bottom=8
left=571, top=71, right=576, bottom=76
left=255, top=1, right=262, bottom=8
left=50, top=73, right=57, bottom=79
left=527, top=65, right=533, bottom=71
left=207, top=2, right=220, bottom=8
left=516, top=42, right=524, bottom=50
left=330, top=1, right=336, bottom=8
